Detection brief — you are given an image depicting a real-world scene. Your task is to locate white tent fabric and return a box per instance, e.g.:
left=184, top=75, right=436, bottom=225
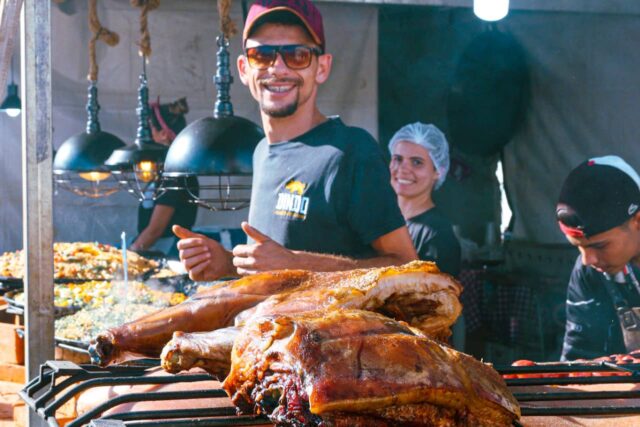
left=502, top=11, right=640, bottom=243
left=0, top=0, right=378, bottom=252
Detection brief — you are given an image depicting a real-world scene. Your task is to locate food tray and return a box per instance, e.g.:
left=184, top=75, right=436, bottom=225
left=2, top=290, right=80, bottom=318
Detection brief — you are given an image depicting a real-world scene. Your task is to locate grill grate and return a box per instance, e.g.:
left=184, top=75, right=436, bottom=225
left=20, top=360, right=640, bottom=426
left=496, top=361, right=640, bottom=417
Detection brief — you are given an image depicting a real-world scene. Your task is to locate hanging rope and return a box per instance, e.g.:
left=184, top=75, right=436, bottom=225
left=88, top=0, right=120, bottom=82
left=218, top=0, right=237, bottom=39
left=131, top=0, right=160, bottom=58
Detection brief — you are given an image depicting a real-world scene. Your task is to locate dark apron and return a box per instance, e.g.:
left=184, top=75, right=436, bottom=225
left=603, top=266, right=640, bottom=352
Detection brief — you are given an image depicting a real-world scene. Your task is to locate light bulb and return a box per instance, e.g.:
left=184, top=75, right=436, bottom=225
left=5, top=108, right=20, bottom=117
left=474, top=0, right=509, bottom=22
left=135, top=160, right=158, bottom=183
left=78, top=171, right=111, bottom=182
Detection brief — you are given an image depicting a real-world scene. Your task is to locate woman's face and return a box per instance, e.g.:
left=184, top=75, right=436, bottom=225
left=389, top=140, right=439, bottom=199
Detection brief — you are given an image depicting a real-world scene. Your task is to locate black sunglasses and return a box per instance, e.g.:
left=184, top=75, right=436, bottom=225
left=244, top=44, right=323, bottom=70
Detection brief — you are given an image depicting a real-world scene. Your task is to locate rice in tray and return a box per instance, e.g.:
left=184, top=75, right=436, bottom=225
left=55, top=303, right=163, bottom=342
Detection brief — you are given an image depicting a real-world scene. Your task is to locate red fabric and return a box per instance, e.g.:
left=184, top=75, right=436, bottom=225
left=243, top=0, right=325, bottom=50
left=149, top=97, right=177, bottom=141
left=558, top=221, right=585, bottom=238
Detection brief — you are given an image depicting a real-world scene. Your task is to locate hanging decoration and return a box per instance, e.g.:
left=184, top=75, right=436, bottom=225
left=105, top=0, right=168, bottom=201
left=53, top=0, right=125, bottom=198
left=163, top=0, right=264, bottom=211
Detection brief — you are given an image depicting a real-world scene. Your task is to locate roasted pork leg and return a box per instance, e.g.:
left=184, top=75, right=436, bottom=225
left=160, top=327, right=239, bottom=378
left=90, top=270, right=311, bottom=366
left=160, top=261, right=461, bottom=375
left=223, top=309, right=520, bottom=427
left=235, top=260, right=462, bottom=338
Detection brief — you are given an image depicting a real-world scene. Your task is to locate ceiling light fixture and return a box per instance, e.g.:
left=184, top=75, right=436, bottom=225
left=474, top=0, right=509, bottom=22
left=53, top=0, right=125, bottom=198
left=0, top=54, right=21, bottom=118
left=105, top=0, right=167, bottom=202
left=163, top=0, right=263, bottom=211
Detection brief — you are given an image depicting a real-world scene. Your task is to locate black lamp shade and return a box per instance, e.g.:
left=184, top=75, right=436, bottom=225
left=104, top=142, right=168, bottom=170
left=0, top=83, right=21, bottom=113
left=53, top=130, right=125, bottom=173
left=163, top=115, right=264, bottom=176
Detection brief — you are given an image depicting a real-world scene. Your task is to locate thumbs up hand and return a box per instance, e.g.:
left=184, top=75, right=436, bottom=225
left=173, top=225, right=235, bottom=281
left=232, top=221, right=294, bottom=275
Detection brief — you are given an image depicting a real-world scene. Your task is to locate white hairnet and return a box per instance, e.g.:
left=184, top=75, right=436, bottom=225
left=388, top=122, right=450, bottom=189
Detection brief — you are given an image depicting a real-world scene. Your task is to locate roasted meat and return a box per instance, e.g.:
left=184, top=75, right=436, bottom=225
left=237, top=260, right=461, bottom=338
left=93, top=261, right=460, bottom=368
left=224, top=310, right=520, bottom=427
left=90, top=270, right=311, bottom=365
left=160, top=327, right=239, bottom=377
left=159, top=261, right=461, bottom=375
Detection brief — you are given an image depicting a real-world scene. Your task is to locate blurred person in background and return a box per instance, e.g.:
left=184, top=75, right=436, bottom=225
left=130, top=97, right=199, bottom=256
left=388, top=122, right=461, bottom=277
left=557, top=155, right=640, bottom=360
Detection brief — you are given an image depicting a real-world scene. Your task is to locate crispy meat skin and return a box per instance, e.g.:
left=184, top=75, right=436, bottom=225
left=223, top=310, right=520, bottom=427
left=159, top=261, right=461, bottom=375
left=90, top=270, right=311, bottom=365
left=235, top=260, right=462, bottom=336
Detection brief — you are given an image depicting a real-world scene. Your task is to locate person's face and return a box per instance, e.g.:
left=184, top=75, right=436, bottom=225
left=565, top=215, right=640, bottom=274
left=237, top=23, right=332, bottom=118
left=389, top=141, right=439, bottom=199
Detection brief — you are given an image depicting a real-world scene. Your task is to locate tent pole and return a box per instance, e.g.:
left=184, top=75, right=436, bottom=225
left=21, top=0, right=53, bottom=426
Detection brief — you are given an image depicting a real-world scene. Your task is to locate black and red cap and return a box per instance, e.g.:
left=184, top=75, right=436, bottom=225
left=556, top=155, right=640, bottom=238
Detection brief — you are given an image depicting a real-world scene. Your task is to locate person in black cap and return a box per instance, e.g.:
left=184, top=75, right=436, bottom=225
left=130, top=97, right=199, bottom=256
left=556, top=155, right=640, bottom=360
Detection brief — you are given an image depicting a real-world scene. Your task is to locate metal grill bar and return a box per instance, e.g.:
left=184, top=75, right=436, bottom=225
left=497, top=362, right=640, bottom=374
left=521, top=406, right=640, bottom=416
left=104, top=407, right=237, bottom=420
left=95, top=416, right=268, bottom=426
left=505, top=376, right=640, bottom=386
left=69, top=389, right=232, bottom=427
left=515, top=390, right=640, bottom=401
left=19, top=360, right=640, bottom=425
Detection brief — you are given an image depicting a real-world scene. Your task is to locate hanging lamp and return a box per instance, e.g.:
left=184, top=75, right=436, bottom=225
left=474, top=0, right=509, bottom=22
left=105, top=0, right=168, bottom=201
left=163, top=0, right=263, bottom=211
left=0, top=54, right=21, bottom=118
left=53, top=0, right=125, bottom=198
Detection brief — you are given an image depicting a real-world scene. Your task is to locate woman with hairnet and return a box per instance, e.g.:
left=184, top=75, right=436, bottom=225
left=389, top=122, right=461, bottom=276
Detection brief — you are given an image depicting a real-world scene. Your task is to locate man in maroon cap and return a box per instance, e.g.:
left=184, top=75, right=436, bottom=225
left=174, top=0, right=416, bottom=280
left=556, top=155, right=640, bottom=360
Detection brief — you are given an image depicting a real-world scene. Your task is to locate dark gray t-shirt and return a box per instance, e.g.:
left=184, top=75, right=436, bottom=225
left=248, top=117, right=405, bottom=258
left=406, top=207, right=461, bottom=276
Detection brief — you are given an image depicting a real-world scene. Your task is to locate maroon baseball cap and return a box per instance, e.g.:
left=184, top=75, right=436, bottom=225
left=243, top=0, right=325, bottom=50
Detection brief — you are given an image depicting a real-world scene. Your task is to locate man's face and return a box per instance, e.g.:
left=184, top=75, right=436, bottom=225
left=238, top=23, right=331, bottom=118
left=565, top=215, right=640, bottom=274
left=389, top=141, right=439, bottom=199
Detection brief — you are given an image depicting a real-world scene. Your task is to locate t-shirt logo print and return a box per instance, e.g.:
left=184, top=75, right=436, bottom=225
left=274, top=179, right=310, bottom=220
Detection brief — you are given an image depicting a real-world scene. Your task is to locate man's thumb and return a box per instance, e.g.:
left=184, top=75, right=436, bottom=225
left=172, top=225, right=199, bottom=239
left=241, top=221, right=271, bottom=244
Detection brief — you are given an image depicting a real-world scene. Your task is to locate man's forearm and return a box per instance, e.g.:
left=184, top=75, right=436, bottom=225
left=288, top=250, right=411, bottom=272
left=131, top=228, right=164, bottom=251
